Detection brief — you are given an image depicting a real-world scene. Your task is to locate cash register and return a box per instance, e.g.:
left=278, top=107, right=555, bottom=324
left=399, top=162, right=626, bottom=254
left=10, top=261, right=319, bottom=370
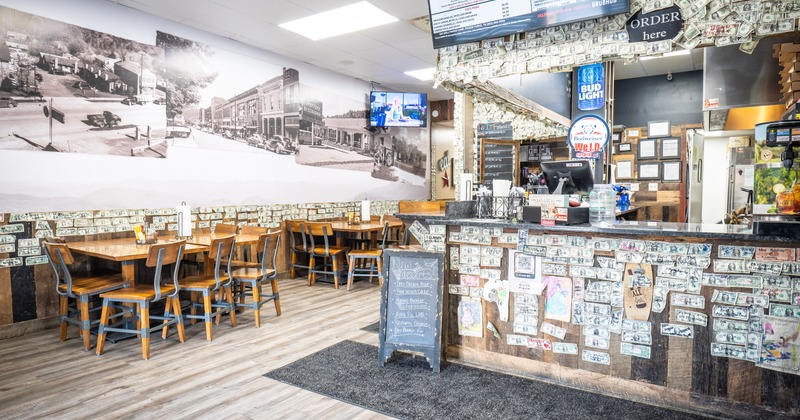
left=522, top=160, right=593, bottom=225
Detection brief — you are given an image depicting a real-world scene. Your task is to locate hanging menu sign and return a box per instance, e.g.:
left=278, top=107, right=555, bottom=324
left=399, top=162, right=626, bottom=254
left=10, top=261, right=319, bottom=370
left=482, top=142, right=515, bottom=183
left=379, top=248, right=444, bottom=372
left=477, top=121, right=513, bottom=139
left=428, top=0, right=630, bottom=49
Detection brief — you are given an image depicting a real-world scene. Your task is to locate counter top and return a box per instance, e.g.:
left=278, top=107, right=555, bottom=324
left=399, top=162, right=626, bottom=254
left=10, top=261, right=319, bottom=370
left=395, top=214, right=799, bottom=243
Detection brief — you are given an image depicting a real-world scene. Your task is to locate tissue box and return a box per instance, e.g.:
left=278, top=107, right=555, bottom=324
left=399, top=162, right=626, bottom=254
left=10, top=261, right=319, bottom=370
left=522, top=206, right=589, bottom=225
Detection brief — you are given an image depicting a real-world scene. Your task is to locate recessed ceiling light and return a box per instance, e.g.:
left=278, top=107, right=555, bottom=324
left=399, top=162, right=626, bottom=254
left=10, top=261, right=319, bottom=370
left=404, top=67, right=436, bottom=81
left=279, top=1, right=398, bottom=41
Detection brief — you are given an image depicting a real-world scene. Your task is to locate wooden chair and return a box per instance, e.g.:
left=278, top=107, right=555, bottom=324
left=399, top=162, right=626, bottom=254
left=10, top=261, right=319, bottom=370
left=225, top=225, right=269, bottom=269
left=179, top=235, right=237, bottom=341
left=305, top=222, right=349, bottom=289
left=95, top=241, right=186, bottom=360
left=287, top=220, right=310, bottom=279
left=377, top=214, right=405, bottom=246
left=43, top=240, right=129, bottom=351
left=232, top=232, right=281, bottom=327
left=213, top=222, right=238, bottom=235
left=346, top=222, right=389, bottom=291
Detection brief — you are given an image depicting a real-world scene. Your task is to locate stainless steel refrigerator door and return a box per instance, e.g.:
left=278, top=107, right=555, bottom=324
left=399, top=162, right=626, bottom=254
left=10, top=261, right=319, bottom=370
left=687, top=129, right=704, bottom=223
left=727, top=147, right=754, bottom=215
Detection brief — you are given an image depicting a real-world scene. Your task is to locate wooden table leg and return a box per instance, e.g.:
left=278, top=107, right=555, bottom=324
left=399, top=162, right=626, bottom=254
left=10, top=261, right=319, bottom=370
left=121, top=261, right=135, bottom=283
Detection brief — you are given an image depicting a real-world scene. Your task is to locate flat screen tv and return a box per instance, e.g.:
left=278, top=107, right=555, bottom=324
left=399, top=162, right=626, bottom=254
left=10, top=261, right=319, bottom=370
left=540, top=160, right=595, bottom=195
left=370, top=91, right=428, bottom=128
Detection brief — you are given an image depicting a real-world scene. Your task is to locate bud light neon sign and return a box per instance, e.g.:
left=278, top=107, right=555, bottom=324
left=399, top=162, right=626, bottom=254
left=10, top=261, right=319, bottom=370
left=577, top=63, right=605, bottom=111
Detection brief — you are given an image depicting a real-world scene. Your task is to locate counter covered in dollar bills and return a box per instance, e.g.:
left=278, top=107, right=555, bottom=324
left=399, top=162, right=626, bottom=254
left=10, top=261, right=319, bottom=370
left=403, top=216, right=800, bottom=417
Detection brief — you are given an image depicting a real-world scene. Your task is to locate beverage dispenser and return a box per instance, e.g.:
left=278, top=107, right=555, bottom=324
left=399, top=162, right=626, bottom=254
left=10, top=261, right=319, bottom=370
left=752, top=120, right=800, bottom=237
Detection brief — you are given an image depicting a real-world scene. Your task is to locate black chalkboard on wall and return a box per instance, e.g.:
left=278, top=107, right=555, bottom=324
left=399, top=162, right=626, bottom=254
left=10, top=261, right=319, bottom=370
left=379, top=247, right=444, bottom=372
left=480, top=139, right=519, bottom=185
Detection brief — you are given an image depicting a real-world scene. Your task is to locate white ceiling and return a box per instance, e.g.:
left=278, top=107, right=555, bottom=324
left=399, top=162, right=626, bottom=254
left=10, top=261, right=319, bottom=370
left=104, top=0, right=701, bottom=101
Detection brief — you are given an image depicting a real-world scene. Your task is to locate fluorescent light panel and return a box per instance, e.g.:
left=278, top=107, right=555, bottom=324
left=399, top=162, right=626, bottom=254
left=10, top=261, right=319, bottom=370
left=279, top=1, right=398, bottom=41
left=404, top=67, right=435, bottom=81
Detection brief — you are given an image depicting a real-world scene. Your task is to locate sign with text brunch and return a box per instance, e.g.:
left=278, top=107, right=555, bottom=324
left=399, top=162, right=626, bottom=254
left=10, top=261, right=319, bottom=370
left=428, top=0, right=630, bottom=49
left=568, top=115, right=610, bottom=159
left=577, top=63, right=604, bottom=111
left=625, top=5, right=683, bottom=42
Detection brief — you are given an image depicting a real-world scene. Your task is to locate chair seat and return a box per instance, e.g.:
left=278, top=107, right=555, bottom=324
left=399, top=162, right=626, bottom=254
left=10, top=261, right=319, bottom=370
left=58, top=274, right=127, bottom=296
left=348, top=249, right=382, bottom=258
left=178, top=275, right=220, bottom=290
left=311, top=245, right=349, bottom=255
left=100, top=284, right=176, bottom=300
left=231, top=267, right=276, bottom=280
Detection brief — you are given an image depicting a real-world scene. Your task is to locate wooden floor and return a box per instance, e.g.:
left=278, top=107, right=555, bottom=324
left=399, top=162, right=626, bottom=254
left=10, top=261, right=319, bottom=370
left=0, top=276, right=392, bottom=419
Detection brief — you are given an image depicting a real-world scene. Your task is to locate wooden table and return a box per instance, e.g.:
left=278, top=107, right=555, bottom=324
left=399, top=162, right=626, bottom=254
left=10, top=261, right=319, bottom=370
left=328, top=220, right=403, bottom=248
left=188, top=233, right=261, bottom=247
left=67, top=238, right=207, bottom=282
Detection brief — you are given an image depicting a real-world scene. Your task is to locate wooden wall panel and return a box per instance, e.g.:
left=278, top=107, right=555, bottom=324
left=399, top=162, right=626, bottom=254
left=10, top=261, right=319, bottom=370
left=631, top=306, right=669, bottom=387
left=440, top=225, right=800, bottom=416
left=666, top=303, right=693, bottom=391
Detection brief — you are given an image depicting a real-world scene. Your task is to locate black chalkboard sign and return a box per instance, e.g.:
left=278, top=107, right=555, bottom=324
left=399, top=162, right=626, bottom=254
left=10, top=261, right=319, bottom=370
left=480, top=140, right=519, bottom=185
left=477, top=121, right=513, bottom=139
left=379, top=247, right=444, bottom=372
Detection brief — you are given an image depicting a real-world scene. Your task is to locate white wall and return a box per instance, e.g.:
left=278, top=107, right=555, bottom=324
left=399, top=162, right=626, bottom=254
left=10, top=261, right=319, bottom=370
left=0, top=0, right=430, bottom=212
left=700, top=137, right=729, bottom=224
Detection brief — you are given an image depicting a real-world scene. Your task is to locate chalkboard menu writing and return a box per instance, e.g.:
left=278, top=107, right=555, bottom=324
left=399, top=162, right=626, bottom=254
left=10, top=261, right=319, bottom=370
left=477, top=121, right=513, bottom=139
left=380, top=248, right=444, bottom=372
left=481, top=141, right=517, bottom=184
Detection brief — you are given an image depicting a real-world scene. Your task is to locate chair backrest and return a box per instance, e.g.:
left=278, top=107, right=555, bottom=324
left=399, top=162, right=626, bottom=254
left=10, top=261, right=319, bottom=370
left=287, top=220, right=309, bottom=251
left=305, top=222, right=334, bottom=256
left=214, top=223, right=238, bottom=235
left=240, top=225, right=268, bottom=236
left=257, top=232, right=281, bottom=277
left=382, top=215, right=404, bottom=244
left=145, top=240, right=185, bottom=301
left=208, top=234, right=236, bottom=289
left=43, top=241, right=75, bottom=298
left=378, top=222, right=390, bottom=250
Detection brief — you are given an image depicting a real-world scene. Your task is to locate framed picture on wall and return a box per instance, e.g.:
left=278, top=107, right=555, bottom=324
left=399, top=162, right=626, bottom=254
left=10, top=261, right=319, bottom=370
left=638, top=162, right=661, bottom=180
left=662, top=161, right=682, bottom=182
left=618, top=142, right=632, bottom=153
left=648, top=120, right=671, bottom=138
left=659, top=137, right=681, bottom=159
left=616, top=160, right=633, bottom=180
left=637, top=139, right=657, bottom=160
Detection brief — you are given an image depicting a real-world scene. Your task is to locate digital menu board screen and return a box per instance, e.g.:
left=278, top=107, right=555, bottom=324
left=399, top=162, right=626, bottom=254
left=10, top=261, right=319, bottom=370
left=428, top=0, right=630, bottom=49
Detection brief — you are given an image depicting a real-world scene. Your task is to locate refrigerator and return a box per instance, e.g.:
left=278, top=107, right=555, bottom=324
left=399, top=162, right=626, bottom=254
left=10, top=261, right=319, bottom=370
left=686, top=129, right=704, bottom=223
left=727, top=147, right=755, bottom=216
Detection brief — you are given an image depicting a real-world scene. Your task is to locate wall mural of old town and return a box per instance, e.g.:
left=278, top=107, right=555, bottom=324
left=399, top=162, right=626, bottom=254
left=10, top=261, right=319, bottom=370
left=0, top=5, right=429, bottom=211
left=0, top=6, right=167, bottom=157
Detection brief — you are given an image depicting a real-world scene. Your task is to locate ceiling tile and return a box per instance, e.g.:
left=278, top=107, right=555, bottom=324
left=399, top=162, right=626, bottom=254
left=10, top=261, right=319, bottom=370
left=210, top=0, right=312, bottom=24
left=355, top=46, right=412, bottom=64
left=319, top=33, right=386, bottom=52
